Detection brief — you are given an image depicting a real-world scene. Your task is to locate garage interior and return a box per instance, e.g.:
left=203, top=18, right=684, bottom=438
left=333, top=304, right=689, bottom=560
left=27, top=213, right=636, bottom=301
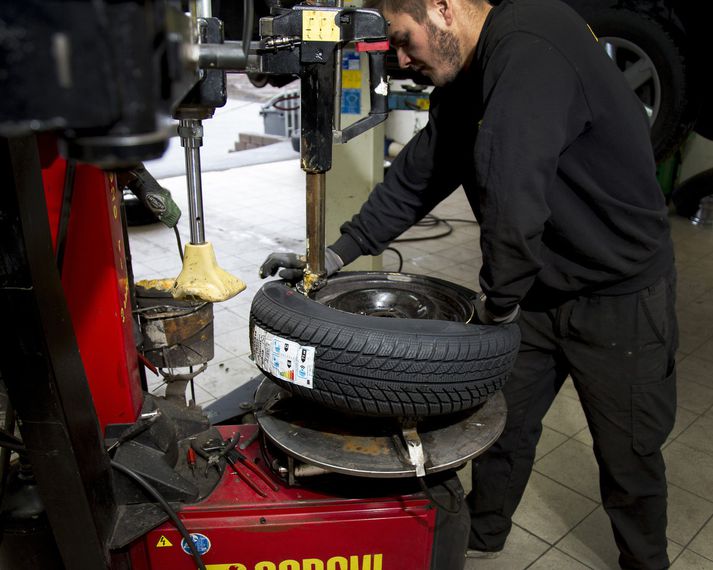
left=1, top=1, right=713, bottom=569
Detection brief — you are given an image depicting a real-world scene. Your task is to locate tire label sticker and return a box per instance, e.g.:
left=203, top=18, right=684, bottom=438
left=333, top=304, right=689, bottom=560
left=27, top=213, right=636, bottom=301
left=252, top=325, right=315, bottom=389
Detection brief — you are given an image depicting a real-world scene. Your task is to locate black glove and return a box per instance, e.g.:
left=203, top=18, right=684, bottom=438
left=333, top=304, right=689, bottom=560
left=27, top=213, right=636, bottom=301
left=473, top=292, right=520, bottom=325
left=259, top=247, right=344, bottom=282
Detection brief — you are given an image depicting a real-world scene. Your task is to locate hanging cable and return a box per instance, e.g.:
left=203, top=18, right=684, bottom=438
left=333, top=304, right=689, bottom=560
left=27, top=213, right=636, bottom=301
left=417, top=477, right=463, bottom=515
left=56, top=160, right=77, bottom=275
left=241, top=0, right=254, bottom=62
left=111, top=461, right=206, bottom=570
left=384, top=247, right=403, bottom=272
left=174, top=226, right=184, bottom=261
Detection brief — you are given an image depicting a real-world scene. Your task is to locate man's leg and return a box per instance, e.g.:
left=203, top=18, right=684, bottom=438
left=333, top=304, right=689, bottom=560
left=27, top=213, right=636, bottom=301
left=566, top=274, right=677, bottom=570
left=467, top=308, right=568, bottom=551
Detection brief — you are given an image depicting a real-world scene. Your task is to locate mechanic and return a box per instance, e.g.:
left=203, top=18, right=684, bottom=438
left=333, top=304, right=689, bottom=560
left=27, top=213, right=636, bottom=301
left=260, top=0, right=677, bottom=567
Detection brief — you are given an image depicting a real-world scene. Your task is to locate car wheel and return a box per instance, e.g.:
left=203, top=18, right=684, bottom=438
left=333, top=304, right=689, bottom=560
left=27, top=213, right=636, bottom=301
left=589, top=9, right=697, bottom=160
left=672, top=167, right=713, bottom=219
left=249, top=272, right=521, bottom=418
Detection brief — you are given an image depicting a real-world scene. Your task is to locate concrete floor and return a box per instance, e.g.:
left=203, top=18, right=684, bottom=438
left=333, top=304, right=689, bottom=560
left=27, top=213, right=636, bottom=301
left=129, top=150, right=713, bottom=569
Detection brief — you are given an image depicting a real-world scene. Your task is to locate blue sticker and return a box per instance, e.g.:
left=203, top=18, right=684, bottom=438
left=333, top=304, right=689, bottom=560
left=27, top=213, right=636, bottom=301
left=342, top=89, right=361, bottom=115
left=181, top=533, right=211, bottom=556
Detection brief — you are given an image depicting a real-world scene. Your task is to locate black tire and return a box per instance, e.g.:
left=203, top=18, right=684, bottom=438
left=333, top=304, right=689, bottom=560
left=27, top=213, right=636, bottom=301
left=587, top=9, right=697, bottom=161
left=672, top=168, right=713, bottom=218
left=249, top=278, right=520, bottom=418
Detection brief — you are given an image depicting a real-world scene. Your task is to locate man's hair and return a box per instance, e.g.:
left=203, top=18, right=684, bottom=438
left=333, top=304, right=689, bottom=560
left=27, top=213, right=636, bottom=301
left=364, top=0, right=486, bottom=23
left=363, top=0, right=427, bottom=21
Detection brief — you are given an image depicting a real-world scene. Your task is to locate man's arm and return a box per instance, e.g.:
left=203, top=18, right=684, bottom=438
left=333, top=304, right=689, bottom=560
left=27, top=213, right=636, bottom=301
left=330, top=90, right=465, bottom=266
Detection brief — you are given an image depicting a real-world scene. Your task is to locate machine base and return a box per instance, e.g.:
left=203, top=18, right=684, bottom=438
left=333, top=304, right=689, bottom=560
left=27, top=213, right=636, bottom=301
left=254, top=378, right=507, bottom=478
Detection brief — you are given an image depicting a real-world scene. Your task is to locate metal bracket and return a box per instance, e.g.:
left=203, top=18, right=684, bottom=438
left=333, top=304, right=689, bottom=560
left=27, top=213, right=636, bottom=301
left=401, top=421, right=427, bottom=477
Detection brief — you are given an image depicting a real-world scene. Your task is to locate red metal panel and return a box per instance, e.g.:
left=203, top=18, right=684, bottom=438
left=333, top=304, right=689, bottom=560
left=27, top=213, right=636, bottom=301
left=133, top=426, right=436, bottom=570
left=39, top=140, right=143, bottom=429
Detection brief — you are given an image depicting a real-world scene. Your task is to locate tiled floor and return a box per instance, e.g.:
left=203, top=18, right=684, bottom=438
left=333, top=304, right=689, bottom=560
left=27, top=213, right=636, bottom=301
left=129, top=155, right=713, bottom=569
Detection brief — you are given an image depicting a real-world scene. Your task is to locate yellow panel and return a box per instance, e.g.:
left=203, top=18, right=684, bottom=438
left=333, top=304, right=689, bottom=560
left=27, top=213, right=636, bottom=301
left=302, top=9, right=341, bottom=42
left=342, top=69, right=362, bottom=89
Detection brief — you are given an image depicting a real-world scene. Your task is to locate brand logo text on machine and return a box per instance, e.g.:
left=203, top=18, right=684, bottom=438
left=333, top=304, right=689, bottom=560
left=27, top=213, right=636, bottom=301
left=204, top=553, right=384, bottom=570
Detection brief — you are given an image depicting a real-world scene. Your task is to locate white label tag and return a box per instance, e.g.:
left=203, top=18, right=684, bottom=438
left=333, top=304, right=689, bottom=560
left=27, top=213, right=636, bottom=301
left=252, top=325, right=315, bottom=389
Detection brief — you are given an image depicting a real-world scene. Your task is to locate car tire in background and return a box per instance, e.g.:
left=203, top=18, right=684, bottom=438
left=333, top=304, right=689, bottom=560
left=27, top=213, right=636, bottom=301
left=586, top=8, right=698, bottom=161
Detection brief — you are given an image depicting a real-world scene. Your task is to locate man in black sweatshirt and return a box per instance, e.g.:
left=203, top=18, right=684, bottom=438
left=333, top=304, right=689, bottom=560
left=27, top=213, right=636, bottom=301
left=260, top=0, right=677, bottom=567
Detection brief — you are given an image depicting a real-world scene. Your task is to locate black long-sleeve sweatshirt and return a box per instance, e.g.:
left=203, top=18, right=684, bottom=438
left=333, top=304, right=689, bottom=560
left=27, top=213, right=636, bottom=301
left=330, top=0, right=674, bottom=316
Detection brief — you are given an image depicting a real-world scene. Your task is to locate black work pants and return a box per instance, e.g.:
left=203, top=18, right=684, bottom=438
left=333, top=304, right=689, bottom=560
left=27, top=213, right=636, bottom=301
left=467, top=271, right=678, bottom=570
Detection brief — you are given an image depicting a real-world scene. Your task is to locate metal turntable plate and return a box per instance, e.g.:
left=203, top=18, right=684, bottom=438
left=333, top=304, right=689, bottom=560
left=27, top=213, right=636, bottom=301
left=254, top=378, right=507, bottom=478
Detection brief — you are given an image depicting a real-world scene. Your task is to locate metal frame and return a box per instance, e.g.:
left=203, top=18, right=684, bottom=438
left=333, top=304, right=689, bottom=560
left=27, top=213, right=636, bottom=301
left=0, top=136, right=117, bottom=569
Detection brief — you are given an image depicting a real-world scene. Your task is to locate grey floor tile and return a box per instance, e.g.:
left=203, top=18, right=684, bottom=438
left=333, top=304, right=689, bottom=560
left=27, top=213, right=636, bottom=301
left=671, top=550, right=713, bottom=570
left=677, top=379, right=713, bottom=415
left=677, top=415, right=713, bottom=457
left=512, top=472, right=598, bottom=544
left=196, top=354, right=260, bottom=401
left=556, top=506, right=620, bottom=569
left=463, top=525, right=550, bottom=570
left=666, top=407, right=703, bottom=448
left=668, top=484, right=713, bottom=546
left=212, top=341, right=239, bottom=365
left=556, top=506, right=682, bottom=569
left=213, top=307, right=249, bottom=338
left=677, top=306, right=713, bottom=355
left=528, top=547, right=591, bottom=569
left=435, top=263, right=480, bottom=288
left=664, top=442, right=713, bottom=502
left=691, top=338, right=713, bottom=365
left=542, top=393, right=589, bottom=437
left=573, top=426, right=593, bottom=446
left=440, top=244, right=482, bottom=264
left=214, top=324, right=252, bottom=358
left=676, top=271, right=713, bottom=309
left=534, top=439, right=600, bottom=502
left=534, top=426, right=569, bottom=463
left=558, top=377, right=580, bottom=401
left=689, top=516, right=713, bottom=561
left=677, top=356, right=713, bottom=389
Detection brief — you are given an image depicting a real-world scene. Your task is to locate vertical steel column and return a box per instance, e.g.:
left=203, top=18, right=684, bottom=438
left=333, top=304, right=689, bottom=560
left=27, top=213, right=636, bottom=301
left=179, top=119, right=207, bottom=245
left=300, top=48, right=336, bottom=292
left=0, top=136, right=116, bottom=569
left=306, top=171, right=327, bottom=278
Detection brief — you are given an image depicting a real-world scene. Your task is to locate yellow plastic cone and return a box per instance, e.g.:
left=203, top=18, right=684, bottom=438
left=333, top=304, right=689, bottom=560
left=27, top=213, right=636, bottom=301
left=172, top=242, right=246, bottom=302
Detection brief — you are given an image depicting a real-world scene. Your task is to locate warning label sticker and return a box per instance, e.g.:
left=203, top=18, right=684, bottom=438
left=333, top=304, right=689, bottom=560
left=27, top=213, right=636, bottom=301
left=156, top=535, right=173, bottom=548
left=252, top=325, right=315, bottom=389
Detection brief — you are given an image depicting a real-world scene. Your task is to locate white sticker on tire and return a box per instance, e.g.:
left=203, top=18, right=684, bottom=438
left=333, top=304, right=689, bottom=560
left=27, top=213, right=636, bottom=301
left=252, top=325, right=315, bottom=389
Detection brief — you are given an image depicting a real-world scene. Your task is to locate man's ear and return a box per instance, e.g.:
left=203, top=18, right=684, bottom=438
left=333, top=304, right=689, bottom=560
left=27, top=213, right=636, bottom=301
left=431, top=0, right=454, bottom=26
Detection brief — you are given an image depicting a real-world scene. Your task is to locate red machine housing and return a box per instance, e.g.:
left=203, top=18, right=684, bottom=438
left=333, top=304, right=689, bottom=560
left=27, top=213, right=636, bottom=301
left=39, top=141, right=143, bottom=430
left=128, top=426, right=438, bottom=570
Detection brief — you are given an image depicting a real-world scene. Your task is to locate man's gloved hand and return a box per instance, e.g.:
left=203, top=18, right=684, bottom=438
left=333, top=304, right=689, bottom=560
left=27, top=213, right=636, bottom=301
left=473, top=292, right=520, bottom=325
left=259, top=247, right=344, bottom=282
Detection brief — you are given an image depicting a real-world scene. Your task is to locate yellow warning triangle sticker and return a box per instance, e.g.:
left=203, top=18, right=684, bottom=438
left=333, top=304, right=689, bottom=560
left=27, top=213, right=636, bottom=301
left=156, top=535, right=173, bottom=548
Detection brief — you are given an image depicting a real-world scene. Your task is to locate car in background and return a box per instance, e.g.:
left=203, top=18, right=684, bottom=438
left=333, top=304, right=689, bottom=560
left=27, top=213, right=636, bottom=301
left=561, top=0, right=712, bottom=160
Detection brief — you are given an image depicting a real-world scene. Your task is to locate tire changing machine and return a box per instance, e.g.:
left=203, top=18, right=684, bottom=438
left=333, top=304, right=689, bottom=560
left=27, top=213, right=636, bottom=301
left=0, top=2, right=507, bottom=569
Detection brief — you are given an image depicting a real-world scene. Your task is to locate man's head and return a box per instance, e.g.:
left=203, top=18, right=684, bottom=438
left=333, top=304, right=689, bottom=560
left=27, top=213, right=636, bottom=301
left=365, top=0, right=490, bottom=86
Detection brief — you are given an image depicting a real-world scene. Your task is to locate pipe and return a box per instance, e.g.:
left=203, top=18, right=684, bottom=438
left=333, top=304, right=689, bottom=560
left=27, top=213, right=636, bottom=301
left=178, top=119, right=206, bottom=245
left=305, top=171, right=326, bottom=285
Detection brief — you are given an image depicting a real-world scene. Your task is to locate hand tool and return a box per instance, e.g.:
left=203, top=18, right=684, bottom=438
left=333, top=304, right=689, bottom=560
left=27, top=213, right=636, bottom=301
left=187, top=447, right=197, bottom=478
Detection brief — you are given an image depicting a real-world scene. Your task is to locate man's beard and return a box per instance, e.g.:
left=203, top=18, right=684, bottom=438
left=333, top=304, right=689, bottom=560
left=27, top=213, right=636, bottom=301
left=423, top=19, right=461, bottom=86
